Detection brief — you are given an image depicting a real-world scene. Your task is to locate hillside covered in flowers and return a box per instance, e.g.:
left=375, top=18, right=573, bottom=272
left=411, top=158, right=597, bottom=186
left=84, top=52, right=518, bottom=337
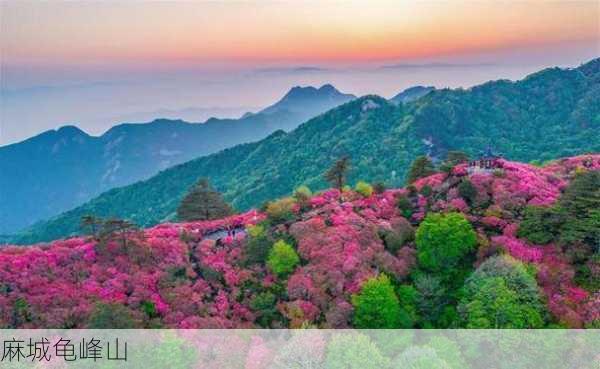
left=0, top=155, right=598, bottom=328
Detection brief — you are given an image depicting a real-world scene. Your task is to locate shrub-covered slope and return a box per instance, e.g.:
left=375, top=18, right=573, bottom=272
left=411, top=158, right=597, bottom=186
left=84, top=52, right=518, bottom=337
left=1, top=155, right=598, bottom=328
left=12, top=58, right=600, bottom=244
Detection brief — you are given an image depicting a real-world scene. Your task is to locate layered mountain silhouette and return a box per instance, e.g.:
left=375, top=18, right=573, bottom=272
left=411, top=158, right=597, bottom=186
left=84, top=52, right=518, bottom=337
left=0, top=85, right=356, bottom=234
left=11, top=58, right=599, bottom=244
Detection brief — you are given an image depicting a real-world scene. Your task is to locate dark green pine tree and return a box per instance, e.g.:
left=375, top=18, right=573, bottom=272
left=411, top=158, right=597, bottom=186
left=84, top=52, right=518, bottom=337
left=324, top=156, right=351, bottom=190
left=80, top=215, right=102, bottom=237
left=406, top=155, right=435, bottom=184
left=557, top=170, right=600, bottom=246
left=177, top=178, right=233, bottom=221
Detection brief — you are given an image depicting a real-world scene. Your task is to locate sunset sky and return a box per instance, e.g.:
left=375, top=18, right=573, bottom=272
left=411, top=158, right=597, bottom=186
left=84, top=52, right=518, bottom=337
left=1, top=1, right=599, bottom=144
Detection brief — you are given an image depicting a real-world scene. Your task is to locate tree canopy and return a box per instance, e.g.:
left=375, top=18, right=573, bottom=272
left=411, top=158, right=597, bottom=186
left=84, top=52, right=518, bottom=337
left=415, top=212, right=477, bottom=272
left=176, top=178, right=233, bottom=221
left=407, top=156, right=435, bottom=184
left=351, top=274, right=402, bottom=328
left=458, top=256, right=545, bottom=328
left=324, top=156, right=351, bottom=190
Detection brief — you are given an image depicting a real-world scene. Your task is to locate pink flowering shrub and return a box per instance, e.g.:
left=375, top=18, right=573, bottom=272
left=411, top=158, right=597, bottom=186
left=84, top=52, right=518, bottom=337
left=491, top=235, right=543, bottom=263
left=448, top=198, right=469, bottom=212
left=480, top=216, right=507, bottom=230
left=413, top=173, right=446, bottom=191
left=452, top=164, right=469, bottom=176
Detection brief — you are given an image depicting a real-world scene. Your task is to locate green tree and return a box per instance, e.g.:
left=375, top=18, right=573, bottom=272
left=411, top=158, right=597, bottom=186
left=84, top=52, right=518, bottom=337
left=176, top=178, right=233, bottom=221
left=99, top=218, right=138, bottom=246
left=243, top=224, right=272, bottom=265
left=293, top=185, right=312, bottom=199
left=427, top=336, right=468, bottom=369
left=413, top=274, right=448, bottom=327
left=351, top=274, right=401, bottom=328
left=415, top=212, right=477, bottom=272
left=560, top=170, right=600, bottom=215
left=517, top=205, right=561, bottom=244
left=293, top=185, right=312, bottom=211
left=80, top=215, right=102, bottom=238
left=373, top=182, right=387, bottom=194
left=379, top=218, right=414, bottom=254
left=457, top=179, right=477, bottom=205
left=267, top=240, right=300, bottom=277
left=140, top=300, right=157, bottom=318
left=407, top=156, right=435, bottom=184
left=265, top=197, right=296, bottom=224
left=393, top=346, right=452, bottom=369
left=396, top=285, right=419, bottom=328
left=517, top=168, right=599, bottom=258
left=249, top=291, right=280, bottom=327
left=88, top=303, right=136, bottom=328
left=458, top=255, right=545, bottom=328
left=355, top=181, right=374, bottom=197
left=11, top=297, right=31, bottom=327
left=557, top=170, right=600, bottom=246
left=132, top=332, right=197, bottom=369
left=396, top=195, right=414, bottom=218
left=459, top=277, right=544, bottom=328
left=325, top=333, right=389, bottom=369
left=467, top=255, right=543, bottom=302
left=420, top=184, right=433, bottom=197
left=324, top=156, right=351, bottom=190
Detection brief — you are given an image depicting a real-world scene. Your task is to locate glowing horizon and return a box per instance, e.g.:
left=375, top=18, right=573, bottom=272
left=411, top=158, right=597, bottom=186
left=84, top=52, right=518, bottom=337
left=2, top=1, right=598, bottom=67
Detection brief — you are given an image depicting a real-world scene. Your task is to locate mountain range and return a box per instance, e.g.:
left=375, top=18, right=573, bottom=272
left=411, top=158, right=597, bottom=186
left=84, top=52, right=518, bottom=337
left=0, top=84, right=356, bottom=234
left=11, top=58, right=599, bottom=244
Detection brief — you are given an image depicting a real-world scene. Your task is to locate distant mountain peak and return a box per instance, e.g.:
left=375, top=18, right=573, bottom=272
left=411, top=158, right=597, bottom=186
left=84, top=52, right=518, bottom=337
left=260, top=84, right=355, bottom=115
left=318, top=83, right=338, bottom=93
left=283, top=85, right=318, bottom=99
left=56, top=125, right=88, bottom=136
left=282, top=84, right=346, bottom=100
left=390, top=85, right=435, bottom=104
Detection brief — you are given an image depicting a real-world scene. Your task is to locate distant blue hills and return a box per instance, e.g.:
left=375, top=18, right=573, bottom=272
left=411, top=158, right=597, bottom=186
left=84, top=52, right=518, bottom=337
left=0, top=84, right=356, bottom=234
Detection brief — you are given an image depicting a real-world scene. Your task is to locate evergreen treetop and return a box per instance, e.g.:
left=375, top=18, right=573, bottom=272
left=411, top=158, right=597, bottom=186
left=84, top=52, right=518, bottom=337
left=177, top=178, right=233, bottom=221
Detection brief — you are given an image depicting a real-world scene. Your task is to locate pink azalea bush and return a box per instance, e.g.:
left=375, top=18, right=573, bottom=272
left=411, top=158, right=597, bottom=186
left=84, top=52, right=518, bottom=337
left=491, top=235, right=543, bottom=263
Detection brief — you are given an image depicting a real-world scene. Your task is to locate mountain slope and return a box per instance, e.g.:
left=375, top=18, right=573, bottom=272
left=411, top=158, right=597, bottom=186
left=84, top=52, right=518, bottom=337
left=0, top=85, right=355, bottom=234
left=2, top=155, right=598, bottom=328
left=12, top=58, right=600, bottom=244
